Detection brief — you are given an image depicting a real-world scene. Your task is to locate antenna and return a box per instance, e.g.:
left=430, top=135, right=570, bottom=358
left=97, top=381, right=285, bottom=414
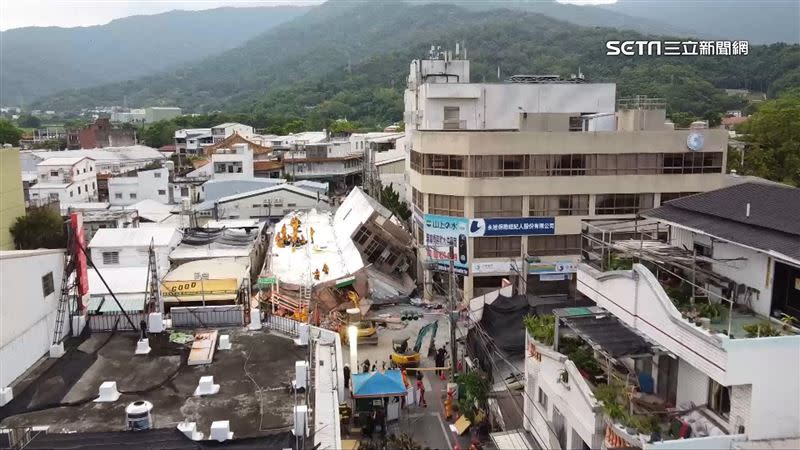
left=455, top=42, right=460, bottom=56
left=497, top=66, right=501, bottom=80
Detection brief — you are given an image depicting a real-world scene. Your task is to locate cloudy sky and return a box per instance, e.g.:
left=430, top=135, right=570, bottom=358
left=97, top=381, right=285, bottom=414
left=0, top=0, right=616, bottom=31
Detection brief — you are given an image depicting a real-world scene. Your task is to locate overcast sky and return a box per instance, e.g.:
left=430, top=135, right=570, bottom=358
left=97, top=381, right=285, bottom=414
left=0, top=0, right=615, bottom=31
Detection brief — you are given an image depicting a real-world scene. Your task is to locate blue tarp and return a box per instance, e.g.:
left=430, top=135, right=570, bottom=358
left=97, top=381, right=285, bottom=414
left=351, top=370, right=407, bottom=398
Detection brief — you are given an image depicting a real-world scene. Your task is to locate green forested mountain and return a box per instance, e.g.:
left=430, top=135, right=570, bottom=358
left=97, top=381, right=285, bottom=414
left=33, top=1, right=800, bottom=130
left=1, top=6, right=310, bottom=103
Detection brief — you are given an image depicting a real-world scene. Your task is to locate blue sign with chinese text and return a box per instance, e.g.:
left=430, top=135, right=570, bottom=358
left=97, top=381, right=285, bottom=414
left=469, top=217, right=555, bottom=237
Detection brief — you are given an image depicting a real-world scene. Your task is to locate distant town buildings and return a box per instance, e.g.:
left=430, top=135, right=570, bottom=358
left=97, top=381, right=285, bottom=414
left=144, top=106, right=181, bottom=123
left=68, top=118, right=136, bottom=149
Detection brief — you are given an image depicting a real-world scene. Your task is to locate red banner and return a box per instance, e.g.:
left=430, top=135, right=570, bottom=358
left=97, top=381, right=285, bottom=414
left=70, top=212, right=89, bottom=311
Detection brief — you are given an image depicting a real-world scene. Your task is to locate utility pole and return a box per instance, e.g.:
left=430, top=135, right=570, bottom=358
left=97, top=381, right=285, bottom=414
left=448, top=242, right=457, bottom=381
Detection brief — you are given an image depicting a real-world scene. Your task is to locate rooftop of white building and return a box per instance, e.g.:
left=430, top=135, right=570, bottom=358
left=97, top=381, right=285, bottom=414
left=88, top=227, right=179, bottom=248
left=36, top=156, right=91, bottom=166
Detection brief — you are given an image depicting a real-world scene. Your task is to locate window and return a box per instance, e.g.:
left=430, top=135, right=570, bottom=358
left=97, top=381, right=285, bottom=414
left=474, top=237, right=521, bottom=258
left=528, top=235, right=582, bottom=256
left=424, top=154, right=466, bottom=176
left=181, top=187, right=189, bottom=196
left=428, top=194, right=464, bottom=216
left=92, top=182, right=95, bottom=189
left=474, top=196, right=522, bottom=218
left=41, top=272, right=55, bottom=297
left=154, top=172, right=162, bottom=178
left=85, top=184, right=88, bottom=192
left=77, top=186, right=81, bottom=194
left=287, top=203, right=296, bottom=207
left=551, top=154, right=587, bottom=176
left=538, top=387, right=548, bottom=409
left=569, top=116, right=583, bottom=132
left=595, top=193, right=654, bottom=215
left=662, top=152, right=723, bottom=174
left=90, top=166, right=93, bottom=172
left=443, top=106, right=461, bottom=129
left=102, top=251, right=120, bottom=265
left=129, top=193, right=137, bottom=199
left=50, top=170, right=58, bottom=177
left=158, top=189, right=166, bottom=195
left=530, top=195, right=589, bottom=216
left=660, top=192, right=697, bottom=204
left=115, top=193, right=123, bottom=199
left=708, top=379, right=730, bottom=419
left=412, top=187, right=424, bottom=209
left=354, top=226, right=373, bottom=245
left=69, top=191, right=74, bottom=198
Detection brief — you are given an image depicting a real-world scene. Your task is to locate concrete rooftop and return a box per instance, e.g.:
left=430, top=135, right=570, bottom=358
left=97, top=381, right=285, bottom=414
left=0, top=328, right=306, bottom=440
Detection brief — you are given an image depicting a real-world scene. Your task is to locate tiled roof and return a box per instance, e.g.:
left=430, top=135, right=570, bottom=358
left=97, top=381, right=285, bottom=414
left=644, top=182, right=800, bottom=261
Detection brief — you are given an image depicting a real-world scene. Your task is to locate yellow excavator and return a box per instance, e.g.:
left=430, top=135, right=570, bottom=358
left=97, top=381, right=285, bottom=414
left=391, top=321, right=438, bottom=369
left=338, top=289, right=378, bottom=345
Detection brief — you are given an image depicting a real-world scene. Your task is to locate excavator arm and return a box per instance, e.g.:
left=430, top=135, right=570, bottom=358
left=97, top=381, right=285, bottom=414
left=412, top=321, right=438, bottom=353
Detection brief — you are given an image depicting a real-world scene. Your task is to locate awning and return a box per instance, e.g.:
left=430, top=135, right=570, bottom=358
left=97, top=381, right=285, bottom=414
left=351, top=370, right=407, bottom=398
left=335, top=276, right=356, bottom=288
left=554, top=306, right=655, bottom=359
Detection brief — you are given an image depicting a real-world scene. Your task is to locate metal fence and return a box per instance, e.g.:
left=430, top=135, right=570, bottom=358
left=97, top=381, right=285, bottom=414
left=88, top=312, right=148, bottom=331
left=265, top=314, right=301, bottom=336
left=170, top=306, right=244, bottom=328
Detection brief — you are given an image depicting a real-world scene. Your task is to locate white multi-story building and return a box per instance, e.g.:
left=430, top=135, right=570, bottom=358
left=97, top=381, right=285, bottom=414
left=21, top=146, right=165, bottom=175
left=211, top=122, right=254, bottom=143
left=174, top=128, right=212, bottom=155
left=283, top=139, right=362, bottom=194
left=108, top=168, right=170, bottom=206
left=404, top=51, right=730, bottom=300
left=29, top=156, right=98, bottom=204
left=211, top=143, right=254, bottom=180
left=524, top=182, right=800, bottom=450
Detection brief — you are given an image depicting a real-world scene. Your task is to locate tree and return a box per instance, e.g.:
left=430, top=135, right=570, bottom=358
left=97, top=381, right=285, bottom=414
left=0, top=119, right=23, bottom=146
left=380, top=184, right=411, bottom=220
left=668, top=112, right=697, bottom=128
left=10, top=208, right=66, bottom=250
left=16, top=113, right=41, bottom=128
left=141, top=120, right=178, bottom=148
left=737, top=88, right=800, bottom=186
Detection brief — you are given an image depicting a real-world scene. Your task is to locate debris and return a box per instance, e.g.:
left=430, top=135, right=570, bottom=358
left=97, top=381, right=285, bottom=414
left=169, top=331, right=194, bottom=344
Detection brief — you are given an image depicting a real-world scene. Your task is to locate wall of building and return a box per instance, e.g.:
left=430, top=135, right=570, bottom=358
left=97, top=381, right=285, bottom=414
left=676, top=357, right=709, bottom=406
left=215, top=189, right=326, bottom=220
left=711, top=243, right=774, bottom=317
left=0, top=149, right=25, bottom=250
left=108, top=169, right=169, bottom=206
left=416, top=83, right=616, bottom=130
left=0, top=249, right=66, bottom=389
left=578, top=263, right=800, bottom=441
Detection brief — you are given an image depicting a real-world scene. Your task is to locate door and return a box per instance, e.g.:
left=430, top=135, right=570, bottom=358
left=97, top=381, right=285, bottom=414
left=657, top=354, right=678, bottom=406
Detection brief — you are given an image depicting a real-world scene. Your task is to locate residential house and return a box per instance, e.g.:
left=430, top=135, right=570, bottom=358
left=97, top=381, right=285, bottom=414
left=108, top=168, right=170, bottom=206
left=211, top=123, right=254, bottom=143
left=533, top=182, right=800, bottom=450
left=29, top=157, right=97, bottom=205
left=174, top=128, right=212, bottom=155
left=20, top=146, right=165, bottom=176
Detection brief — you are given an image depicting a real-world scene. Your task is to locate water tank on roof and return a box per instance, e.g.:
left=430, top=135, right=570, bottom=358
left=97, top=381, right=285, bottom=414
left=125, top=400, right=154, bottom=431
left=690, top=121, right=708, bottom=130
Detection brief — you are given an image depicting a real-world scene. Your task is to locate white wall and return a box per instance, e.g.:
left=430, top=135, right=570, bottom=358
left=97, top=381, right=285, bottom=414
left=0, top=249, right=65, bottom=388
left=711, top=243, right=773, bottom=317
left=216, top=188, right=326, bottom=220
left=109, top=169, right=169, bottom=206
left=676, top=358, right=709, bottom=406
left=417, top=83, right=616, bottom=131
left=645, top=434, right=746, bottom=450
left=578, top=263, right=800, bottom=441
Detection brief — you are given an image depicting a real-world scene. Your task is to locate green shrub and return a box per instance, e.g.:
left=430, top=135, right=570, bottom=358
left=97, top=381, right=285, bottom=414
left=523, top=314, right=555, bottom=346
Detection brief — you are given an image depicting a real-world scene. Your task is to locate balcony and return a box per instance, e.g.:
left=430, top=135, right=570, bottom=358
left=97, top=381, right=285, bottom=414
left=526, top=308, right=737, bottom=449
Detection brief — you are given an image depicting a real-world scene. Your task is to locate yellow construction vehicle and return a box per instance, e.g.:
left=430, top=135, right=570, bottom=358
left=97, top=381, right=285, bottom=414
left=338, top=289, right=378, bottom=345
left=391, top=321, right=438, bottom=369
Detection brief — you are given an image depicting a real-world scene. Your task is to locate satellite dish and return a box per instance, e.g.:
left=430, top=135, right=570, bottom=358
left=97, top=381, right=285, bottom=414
left=687, top=132, right=705, bottom=152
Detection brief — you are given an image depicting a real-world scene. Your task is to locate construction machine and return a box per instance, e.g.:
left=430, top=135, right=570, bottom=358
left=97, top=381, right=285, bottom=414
left=338, top=289, right=378, bottom=345
left=391, top=321, right=438, bottom=369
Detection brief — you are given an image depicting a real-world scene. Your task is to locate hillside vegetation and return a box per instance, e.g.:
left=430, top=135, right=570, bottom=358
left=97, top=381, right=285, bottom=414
left=34, top=2, right=800, bottom=130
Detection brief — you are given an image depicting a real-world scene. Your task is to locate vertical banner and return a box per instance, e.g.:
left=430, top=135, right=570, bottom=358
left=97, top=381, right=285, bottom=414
left=423, top=214, right=469, bottom=275
left=70, top=212, right=89, bottom=312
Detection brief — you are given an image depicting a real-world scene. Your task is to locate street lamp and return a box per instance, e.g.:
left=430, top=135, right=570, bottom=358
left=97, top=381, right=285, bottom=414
left=348, top=325, right=358, bottom=373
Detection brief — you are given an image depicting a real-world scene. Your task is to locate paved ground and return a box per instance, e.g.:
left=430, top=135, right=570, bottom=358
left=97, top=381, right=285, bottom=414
left=342, top=304, right=474, bottom=449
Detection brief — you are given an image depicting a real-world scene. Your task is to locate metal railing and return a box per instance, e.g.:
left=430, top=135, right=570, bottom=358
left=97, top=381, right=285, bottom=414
left=170, top=306, right=244, bottom=328
left=617, top=95, right=666, bottom=110
left=265, top=314, right=301, bottom=336
left=88, top=312, right=148, bottom=331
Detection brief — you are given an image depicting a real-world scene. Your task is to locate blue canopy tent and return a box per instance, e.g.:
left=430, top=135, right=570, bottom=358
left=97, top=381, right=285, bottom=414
left=351, top=370, right=407, bottom=398
left=351, top=370, right=408, bottom=429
